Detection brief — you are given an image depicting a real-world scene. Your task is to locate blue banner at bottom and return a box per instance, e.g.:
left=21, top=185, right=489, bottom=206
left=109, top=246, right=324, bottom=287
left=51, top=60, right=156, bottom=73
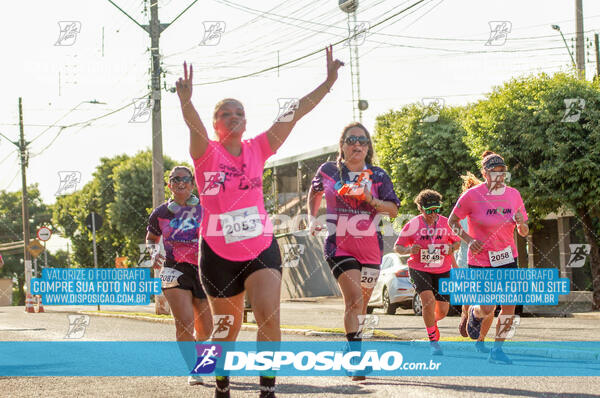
left=0, top=341, right=598, bottom=376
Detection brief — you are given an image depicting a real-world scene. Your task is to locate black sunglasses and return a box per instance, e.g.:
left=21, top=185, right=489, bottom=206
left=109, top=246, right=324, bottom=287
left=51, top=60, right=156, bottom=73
left=344, top=135, right=370, bottom=146
left=170, top=176, right=193, bottom=183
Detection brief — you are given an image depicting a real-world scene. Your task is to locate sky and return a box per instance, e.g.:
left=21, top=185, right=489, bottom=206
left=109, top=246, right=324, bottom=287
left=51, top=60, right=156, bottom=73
left=2, top=0, right=600, bottom=252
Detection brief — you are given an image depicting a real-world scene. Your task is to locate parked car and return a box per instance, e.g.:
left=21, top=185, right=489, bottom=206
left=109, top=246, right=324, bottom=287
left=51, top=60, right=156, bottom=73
left=367, top=253, right=416, bottom=315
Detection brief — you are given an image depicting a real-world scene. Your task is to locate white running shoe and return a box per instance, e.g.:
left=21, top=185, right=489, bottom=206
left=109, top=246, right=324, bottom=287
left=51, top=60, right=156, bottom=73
left=188, top=375, right=204, bottom=386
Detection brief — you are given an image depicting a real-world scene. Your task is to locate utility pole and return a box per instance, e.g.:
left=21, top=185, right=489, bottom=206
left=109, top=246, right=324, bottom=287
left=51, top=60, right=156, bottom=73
left=575, top=0, right=585, bottom=79
left=149, top=2, right=165, bottom=209
left=107, top=0, right=198, bottom=208
left=19, top=98, right=31, bottom=304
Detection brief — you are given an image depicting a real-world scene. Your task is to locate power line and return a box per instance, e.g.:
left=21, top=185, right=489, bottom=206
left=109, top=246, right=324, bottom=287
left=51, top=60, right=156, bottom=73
left=192, top=0, right=428, bottom=86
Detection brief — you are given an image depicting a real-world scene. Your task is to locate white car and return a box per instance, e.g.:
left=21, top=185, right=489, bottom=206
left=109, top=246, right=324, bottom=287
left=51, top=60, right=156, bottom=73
left=367, top=253, right=420, bottom=315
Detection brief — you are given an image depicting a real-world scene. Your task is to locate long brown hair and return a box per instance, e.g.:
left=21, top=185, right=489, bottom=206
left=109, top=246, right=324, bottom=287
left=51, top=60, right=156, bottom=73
left=336, top=122, right=375, bottom=174
left=460, top=171, right=482, bottom=193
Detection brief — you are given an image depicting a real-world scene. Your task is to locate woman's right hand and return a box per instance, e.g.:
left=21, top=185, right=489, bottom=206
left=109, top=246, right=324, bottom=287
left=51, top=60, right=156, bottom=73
left=175, top=61, right=193, bottom=104
left=410, top=244, right=422, bottom=255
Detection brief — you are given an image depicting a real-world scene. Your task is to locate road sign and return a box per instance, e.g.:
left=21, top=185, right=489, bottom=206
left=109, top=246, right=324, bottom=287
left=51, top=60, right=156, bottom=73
left=37, top=227, right=52, bottom=242
left=27, top=239, right=45, bottom=258
left=85, top=212, right=103, bottom=231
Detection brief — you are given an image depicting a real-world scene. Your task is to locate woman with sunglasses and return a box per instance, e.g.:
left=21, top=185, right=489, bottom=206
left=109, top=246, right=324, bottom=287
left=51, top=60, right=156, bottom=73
left=449, top=151, right=529, bottom=364
left=308, top=122, right=399, bottom=380
left=176, top=46, right=343, bottom=397
left=146, top=166, right=212, bottom=386
left=394, top=190, right=460, bottom=355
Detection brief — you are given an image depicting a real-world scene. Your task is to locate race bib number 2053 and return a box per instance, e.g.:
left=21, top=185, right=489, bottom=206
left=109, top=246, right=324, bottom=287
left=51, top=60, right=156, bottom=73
left=220, top=206, right=263, bottom=244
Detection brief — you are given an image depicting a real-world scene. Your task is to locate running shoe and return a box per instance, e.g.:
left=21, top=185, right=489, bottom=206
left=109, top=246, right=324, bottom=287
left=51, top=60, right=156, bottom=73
left=430, top=341, right=443, bottom=356
left=187, top=375, right=204, bottom=386
left=475, top=341, right=490, bottom=353
left=458, top=313, right=468, bottom=337
left=488, top=348, right=512, bottom=365
left=467, top=306, right=483, bottom=340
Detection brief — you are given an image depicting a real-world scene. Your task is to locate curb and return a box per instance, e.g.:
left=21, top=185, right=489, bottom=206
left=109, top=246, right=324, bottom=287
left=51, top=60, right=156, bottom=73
left=79, top=310, right=402, bottom=340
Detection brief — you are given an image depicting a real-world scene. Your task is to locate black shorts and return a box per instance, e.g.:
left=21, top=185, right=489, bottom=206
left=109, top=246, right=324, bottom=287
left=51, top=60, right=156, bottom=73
left=200, top=238, right=282, bottom=298
left=468, top=261, right=518, bottom=269
left=326, top=256, right=379, bottom=280
left=408, top=268, right=450, bottom=302
left=161, top=261, right=207, bottom=299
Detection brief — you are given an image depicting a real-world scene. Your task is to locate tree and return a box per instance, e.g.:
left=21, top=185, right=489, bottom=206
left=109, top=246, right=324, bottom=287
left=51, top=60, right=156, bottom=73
left=0, top=185, right=53, bottom=304
left=53, top=150, right=176, bottom=268
left=373, top=103, right=478, bottom=216
left=110, top=151, right=176, bottom=260
left=463, top=72, right=600, bottom=308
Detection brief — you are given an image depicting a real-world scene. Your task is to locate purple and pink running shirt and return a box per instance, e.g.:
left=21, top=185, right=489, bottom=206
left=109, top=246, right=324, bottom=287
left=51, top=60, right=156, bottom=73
left=192, top=132, right=275, bottom=261
left=311, top=162, right=400, bottom=265
left=395, top=215, right=461, bottom=274
left=451, top=183, right=528, bottom=267
left=147, top=202, right=203, bottom=265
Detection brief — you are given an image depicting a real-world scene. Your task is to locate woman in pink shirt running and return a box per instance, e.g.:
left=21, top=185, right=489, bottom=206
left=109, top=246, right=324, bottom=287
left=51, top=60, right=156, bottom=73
left=394, top=190, right=460, bottom=356
left=176, top=46, right=343, bottom=398
left=449, top=151, right=529, bottom=365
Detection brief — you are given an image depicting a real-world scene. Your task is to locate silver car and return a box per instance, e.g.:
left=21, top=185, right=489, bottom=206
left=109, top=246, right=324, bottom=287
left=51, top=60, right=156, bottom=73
left=367, top=253, right=421, bottom=315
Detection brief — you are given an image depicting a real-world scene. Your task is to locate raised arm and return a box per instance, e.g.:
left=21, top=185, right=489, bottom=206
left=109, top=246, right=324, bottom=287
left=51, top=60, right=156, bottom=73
left=267, top=45, right=344, bottom=152
left=176, top=62, right=210, bottom=159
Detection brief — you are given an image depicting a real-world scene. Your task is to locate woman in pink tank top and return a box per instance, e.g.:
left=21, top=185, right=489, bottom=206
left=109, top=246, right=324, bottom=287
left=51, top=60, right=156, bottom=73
left=449, top=151, right=529, bottom=365
left=175, top=46, right=343, bottom=398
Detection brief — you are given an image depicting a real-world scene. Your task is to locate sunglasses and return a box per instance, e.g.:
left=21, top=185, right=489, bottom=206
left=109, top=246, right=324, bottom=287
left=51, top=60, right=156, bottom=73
left=344, top=135, right=370, bottom=146
left=422, top=205, right=442, bottom=214
left=170, top=176, right=193, bottom=184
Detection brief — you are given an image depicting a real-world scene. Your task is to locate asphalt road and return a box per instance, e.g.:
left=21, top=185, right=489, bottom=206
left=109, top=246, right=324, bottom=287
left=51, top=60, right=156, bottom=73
left=1, top=302, right=599, bottom=397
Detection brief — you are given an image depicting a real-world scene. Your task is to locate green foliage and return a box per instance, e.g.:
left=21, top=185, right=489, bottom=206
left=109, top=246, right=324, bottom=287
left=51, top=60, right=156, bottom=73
left=52, top=151, right=176, bottom=267
left=374, top=104, right=478, bottom=215
left=0, top=185, right=52, bottom=279
left=463, top=72, right=600, bottom=223
left=262, top=168, right=275, bottom=213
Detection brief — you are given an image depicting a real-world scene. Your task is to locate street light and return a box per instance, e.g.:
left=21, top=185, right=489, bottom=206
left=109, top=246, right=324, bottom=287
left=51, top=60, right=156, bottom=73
left=552, top=25, right=577, bottom=67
